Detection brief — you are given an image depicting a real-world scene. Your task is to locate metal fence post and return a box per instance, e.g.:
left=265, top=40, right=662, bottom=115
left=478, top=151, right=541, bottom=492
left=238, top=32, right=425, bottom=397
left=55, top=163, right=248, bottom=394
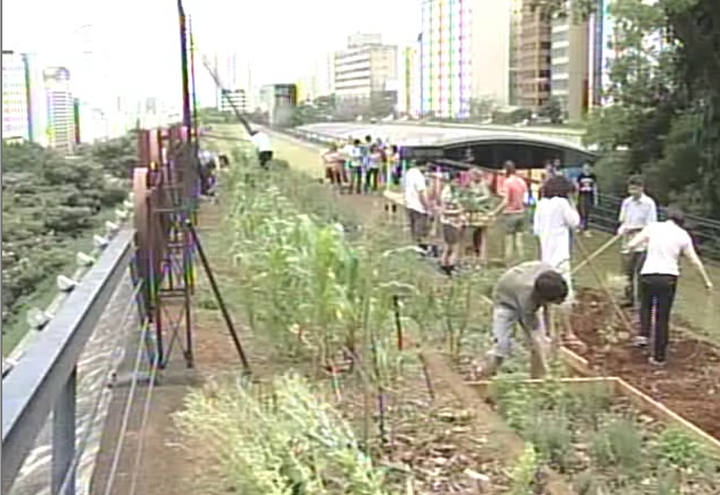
left=52, top=366, right=76, bottom=495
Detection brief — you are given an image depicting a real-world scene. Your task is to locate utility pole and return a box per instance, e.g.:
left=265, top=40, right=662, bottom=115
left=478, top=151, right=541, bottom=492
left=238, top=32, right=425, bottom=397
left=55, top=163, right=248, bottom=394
left=189, top=15, right=200, bottom=157
left=177, top=0, right=192, bottom=133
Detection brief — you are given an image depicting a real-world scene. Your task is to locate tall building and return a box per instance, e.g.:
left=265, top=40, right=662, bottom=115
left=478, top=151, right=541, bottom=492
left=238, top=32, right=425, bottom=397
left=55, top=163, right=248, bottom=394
left=259, top=84, right=298, bottom=126
left=43, top=67, right=76, bottom=153
left=509, top=0, right=524, bottom=106
left=2, top=51, right=31, bottom=141
left=219, top=88, right=247, bottom=114
left=333, top=34, right=398, bottom=108
left=213, top=52, right=252, bottom=112
left=397, top=44, right=421, bottom=117
left=2, top=51, right=49, bottom=145
left=550, top=6, right=589, bottom=120
left=587, top=0, right=606, bottom=108
left=517, top=1, right=552, bottom=111
left=419, top=0, right=510, bottom=119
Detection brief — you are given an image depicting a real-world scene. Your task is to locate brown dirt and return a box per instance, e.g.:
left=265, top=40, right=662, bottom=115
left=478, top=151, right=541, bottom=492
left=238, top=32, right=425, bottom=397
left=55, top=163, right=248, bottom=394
left=569, top=288, right=720, bottom=440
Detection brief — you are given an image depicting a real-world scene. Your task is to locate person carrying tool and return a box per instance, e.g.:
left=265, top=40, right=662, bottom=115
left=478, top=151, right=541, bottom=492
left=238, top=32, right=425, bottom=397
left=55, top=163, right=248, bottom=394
left=474, top=261, right=569, bottom=378
left=439, top=172, right=466, bottom=275
left=404, top=160, right=431, bottom=254
left=497, top=161, right=529, bottom=263
left=250, top=129, right=273, bottom=169
left=617, top=175, right=657, bottom=308
left=625, top=206, right=713, bottom=366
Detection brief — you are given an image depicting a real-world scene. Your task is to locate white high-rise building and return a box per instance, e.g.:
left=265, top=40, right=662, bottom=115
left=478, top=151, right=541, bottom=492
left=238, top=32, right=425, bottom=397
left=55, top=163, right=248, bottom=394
left=397, top=43, right=422, bottom=117
left=333, top=34, right=398, bottom=105
left=2, top=51, right=49, bottom=145
left=214, top=52, right=252, bottom=112
left=43, top=67, right=76, bottom=153
left=419, top=0, right=510, bottom=119
left=550, top=5, right=589, bottom=121
left=2, top=51, right=30, bottom=141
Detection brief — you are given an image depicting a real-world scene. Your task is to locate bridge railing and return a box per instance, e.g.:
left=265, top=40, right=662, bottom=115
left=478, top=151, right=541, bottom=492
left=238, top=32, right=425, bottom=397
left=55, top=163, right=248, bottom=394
left=1, top=229, right=135, bottom=495
left=284, top=127, right=720, bottom=262
left=2, top=124, right=201, bottom=495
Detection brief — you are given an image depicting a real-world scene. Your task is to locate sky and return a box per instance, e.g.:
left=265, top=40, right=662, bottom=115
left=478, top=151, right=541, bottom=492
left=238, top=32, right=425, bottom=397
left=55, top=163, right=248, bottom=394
left=3, top=0, right=421, bottom=109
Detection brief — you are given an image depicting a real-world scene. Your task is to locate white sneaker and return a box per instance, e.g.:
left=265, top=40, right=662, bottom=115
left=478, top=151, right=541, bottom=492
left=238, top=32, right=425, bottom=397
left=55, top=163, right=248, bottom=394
left=633, top=336, right=648, bottom=347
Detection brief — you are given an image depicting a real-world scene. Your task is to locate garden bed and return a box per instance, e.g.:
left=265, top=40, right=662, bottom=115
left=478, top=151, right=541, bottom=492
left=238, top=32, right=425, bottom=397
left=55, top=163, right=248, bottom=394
left=568, top=288, right=720, bottom=441
left=472, top=377, right=720, bottom=494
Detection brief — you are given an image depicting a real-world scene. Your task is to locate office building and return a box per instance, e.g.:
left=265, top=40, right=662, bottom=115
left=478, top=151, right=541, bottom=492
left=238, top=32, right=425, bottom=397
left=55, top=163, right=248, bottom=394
left=2, top=51, right=30, bottom=141
left=517, top=1, right=552, bottom=111
left=259, top=83, right=297, bottom=126
left=333, top=33, right=398, bottom=107
left=550, top=8, right=589, bottom=120
left=419, top=0, right=510, bottom=119
left=44, top=67, right=76, bottom=153
left=509, top=0, right=523, bottom=106
left=397, top=44, right=421, bottom=117
left=213, top=52, right=252, bottom=111
left=219, top=88, right=247, bottom=114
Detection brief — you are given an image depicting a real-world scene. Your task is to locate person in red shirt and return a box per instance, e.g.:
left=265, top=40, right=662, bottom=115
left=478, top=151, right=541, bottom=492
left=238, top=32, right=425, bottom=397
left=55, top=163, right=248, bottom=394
left=498, top=161, right=529, bottom=263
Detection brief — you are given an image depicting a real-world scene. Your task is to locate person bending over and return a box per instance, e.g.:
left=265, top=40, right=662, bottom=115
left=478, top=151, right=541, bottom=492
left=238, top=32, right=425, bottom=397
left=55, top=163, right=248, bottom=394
left=475, top=262, right=569, bottom=379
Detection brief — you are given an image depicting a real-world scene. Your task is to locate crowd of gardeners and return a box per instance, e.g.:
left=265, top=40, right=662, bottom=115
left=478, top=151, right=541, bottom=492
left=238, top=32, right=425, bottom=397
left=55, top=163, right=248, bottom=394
left=356, top=149, right=716, bottom=376
left=321, top=135, right=401, bottom=195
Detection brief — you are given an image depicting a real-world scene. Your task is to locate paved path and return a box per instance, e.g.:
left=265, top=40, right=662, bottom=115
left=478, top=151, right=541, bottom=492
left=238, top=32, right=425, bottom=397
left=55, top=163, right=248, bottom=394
left=9, top=274, right=138, bottom=495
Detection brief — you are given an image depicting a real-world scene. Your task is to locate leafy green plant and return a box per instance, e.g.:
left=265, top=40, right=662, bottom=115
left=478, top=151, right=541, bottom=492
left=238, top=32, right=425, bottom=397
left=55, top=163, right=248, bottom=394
left=655, top=428, right=705, bottom=469
left=525, top=411, right=573, bottom=472
left=590, top=417, right=643, bottom=476
left=174, top=374, right=389, bottom=495
left=510, top=443, right=540, bottom=495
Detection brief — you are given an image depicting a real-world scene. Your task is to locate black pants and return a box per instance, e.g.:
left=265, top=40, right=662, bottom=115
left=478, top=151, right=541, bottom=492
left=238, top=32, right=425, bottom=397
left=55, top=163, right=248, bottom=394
left=350, top=168, right=363, bottom=193
left=623, top=251, right=646, bottom=305
left=640, top=274, right=678, bottom=361
left=258, top=150, right=273, bottom=168
left=365, top=168, right=378, bottom=192
left=578, top=194, right=593, bottom=230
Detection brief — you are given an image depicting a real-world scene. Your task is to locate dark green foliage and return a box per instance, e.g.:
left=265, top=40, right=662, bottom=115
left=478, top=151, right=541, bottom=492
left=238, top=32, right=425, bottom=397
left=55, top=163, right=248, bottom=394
left=584, top=0, right=720, bottom=219
left=1, top=137, right=134, bottom=326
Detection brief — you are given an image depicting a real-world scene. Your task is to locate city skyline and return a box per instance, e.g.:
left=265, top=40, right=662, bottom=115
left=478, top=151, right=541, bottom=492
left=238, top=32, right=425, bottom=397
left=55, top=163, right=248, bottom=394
left=3, top=0, right=421, bottom=105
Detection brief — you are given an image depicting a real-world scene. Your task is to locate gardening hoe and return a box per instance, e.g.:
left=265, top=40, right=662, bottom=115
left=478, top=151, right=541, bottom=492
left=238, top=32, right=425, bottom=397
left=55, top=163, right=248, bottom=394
left=571, top=234, right=621, bottom=275
left=574, top=236, right=636, bottom=339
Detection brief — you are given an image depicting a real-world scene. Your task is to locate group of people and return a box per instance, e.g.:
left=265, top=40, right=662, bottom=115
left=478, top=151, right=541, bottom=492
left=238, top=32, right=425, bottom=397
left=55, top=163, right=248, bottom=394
left=401, top=158, right=713, bottom=376
left=322, top=135, right=401, bottom=194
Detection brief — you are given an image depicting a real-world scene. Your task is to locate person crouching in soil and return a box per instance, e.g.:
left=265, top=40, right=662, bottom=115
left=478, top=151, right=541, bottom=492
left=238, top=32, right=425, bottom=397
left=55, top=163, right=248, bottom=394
left=474, top=261, right=569, bottom=378
left=625, top=206, right=713, bottom=366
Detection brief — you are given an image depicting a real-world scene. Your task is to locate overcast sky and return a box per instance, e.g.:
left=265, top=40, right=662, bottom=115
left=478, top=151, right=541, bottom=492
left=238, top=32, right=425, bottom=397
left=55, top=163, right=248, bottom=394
left=3, top=0, right=421, bottom=108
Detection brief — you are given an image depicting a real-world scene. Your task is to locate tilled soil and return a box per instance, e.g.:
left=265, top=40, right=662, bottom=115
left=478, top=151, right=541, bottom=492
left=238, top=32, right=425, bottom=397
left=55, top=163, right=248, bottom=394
left=569, top=288, right=720, bottom=440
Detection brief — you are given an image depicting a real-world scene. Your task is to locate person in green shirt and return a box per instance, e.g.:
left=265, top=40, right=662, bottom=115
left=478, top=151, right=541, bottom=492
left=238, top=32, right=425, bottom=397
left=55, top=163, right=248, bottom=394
left=475, top=261, right=569, bottom=378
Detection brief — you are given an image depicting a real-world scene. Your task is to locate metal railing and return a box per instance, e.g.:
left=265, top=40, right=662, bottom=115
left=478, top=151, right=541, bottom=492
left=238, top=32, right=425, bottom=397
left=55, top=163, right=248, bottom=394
left=2, top=228, right=135, bottom=495
left=283, top=126, right=720, bottom=262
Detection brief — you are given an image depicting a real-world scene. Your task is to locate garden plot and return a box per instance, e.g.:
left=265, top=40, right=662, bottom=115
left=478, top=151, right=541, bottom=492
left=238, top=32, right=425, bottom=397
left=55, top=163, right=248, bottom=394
left=472, top=377, right=720, bottom=494
left=174, top=153, right=582, bottom=493
left=176, top=138, right=720, bottom=494
left=568, top=289, right=720, bottom=441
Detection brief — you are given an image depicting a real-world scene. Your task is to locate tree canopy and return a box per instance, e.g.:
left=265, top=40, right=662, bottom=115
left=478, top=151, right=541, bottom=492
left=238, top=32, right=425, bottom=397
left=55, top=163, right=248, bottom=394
left=1, top=137, right=136, bottom=325
left=582, top=0, right=720, bottom=219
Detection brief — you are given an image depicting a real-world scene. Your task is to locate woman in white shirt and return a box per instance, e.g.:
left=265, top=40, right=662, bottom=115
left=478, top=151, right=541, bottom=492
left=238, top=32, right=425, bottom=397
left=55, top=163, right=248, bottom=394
left=626, top=207, right=713, bottom=365
left=533, top=175, right=580, bottom=301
